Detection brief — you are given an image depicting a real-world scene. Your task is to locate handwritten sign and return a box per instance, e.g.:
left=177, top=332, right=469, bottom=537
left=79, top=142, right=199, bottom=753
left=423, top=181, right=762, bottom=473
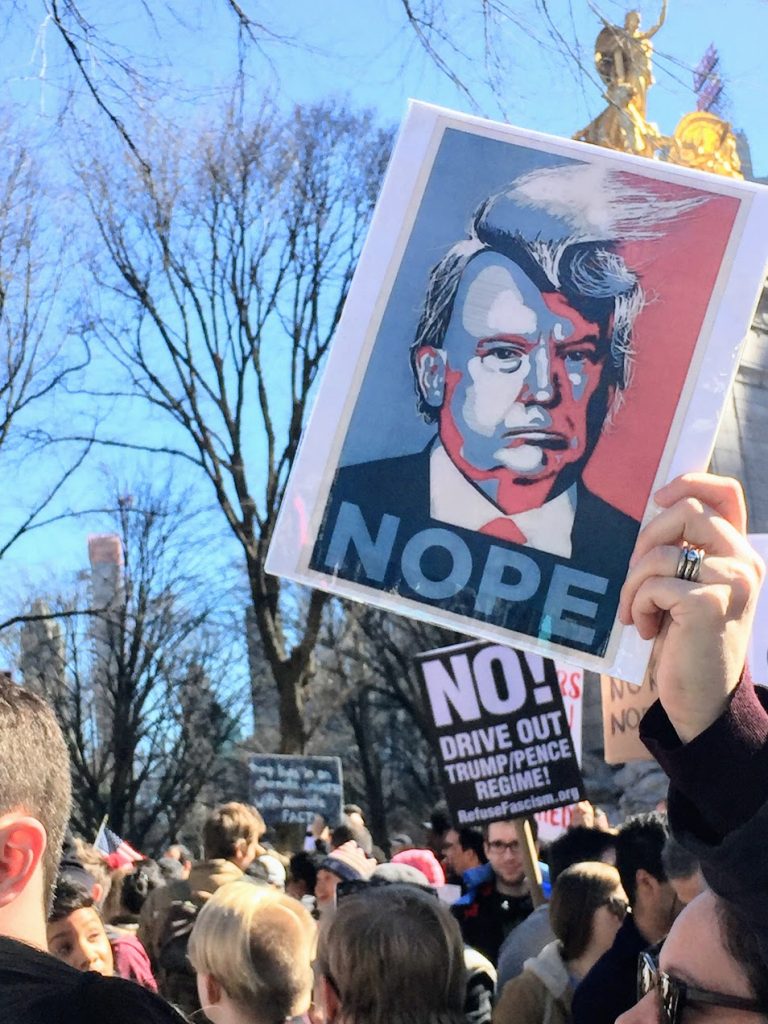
left=600, top=673, right=657, bottom=763
left=536, top=662, right=584, bottom=841
left=248, top=754, right=343, bottom=827
left=416, top=641, right=585, bottom=826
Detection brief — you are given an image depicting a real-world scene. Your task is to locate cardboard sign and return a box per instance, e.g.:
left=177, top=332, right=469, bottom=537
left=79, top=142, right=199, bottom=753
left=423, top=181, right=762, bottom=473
left=416, top=641, right=585, bottom=825
left=248, top=754, right=343, bottom=827
left=267, top=100, right=768, bottom=684
left=600, top=673, right=657, bottom=763
left=748, top=534, right=768, bottom=685
left=536, top=662, right=583, bottom=841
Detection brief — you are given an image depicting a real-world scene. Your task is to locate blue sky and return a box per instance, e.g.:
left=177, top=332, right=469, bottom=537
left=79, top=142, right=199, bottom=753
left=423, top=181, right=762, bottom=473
left=2, top=0, right=767, bottom=613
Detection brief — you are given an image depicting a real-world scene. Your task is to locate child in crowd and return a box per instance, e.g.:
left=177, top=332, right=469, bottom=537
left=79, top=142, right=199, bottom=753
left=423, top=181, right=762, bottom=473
left=47, top=879, right=157, bottom=991
left=188, top=880, right=316, bottom=1024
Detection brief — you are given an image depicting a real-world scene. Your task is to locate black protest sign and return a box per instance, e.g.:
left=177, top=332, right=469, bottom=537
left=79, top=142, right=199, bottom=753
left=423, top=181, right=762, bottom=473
left=248, top=754, right=343, bottom=827
left=416, top=641, right=585, bottom=826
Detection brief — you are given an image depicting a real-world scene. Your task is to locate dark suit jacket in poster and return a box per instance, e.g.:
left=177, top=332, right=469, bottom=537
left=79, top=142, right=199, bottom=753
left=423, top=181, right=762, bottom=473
left=311, top=447, right=640, bottom=656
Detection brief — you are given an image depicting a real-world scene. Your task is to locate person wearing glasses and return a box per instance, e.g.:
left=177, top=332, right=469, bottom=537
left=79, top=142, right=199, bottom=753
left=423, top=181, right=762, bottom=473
left=614, top=472, right=768, bottom=1023
left=493, top=861, right=627, bottom=1024
left=571, top=813, right=680, bottom=1024
left=452, top=819, right=537, bottom=965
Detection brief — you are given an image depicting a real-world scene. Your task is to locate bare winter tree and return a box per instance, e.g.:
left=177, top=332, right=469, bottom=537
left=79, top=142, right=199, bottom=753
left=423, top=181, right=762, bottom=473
left=76, top=95, right=391, bottom=753
left=314, top=601, right=457, bottom=844
left=22, top=481, right=244, bottom=847
left=0, top=118, right=91, bottom=573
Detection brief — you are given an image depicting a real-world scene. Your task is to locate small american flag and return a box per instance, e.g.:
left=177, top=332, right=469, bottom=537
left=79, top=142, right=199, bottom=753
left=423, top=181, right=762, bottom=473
left=94, top=822, right=144, bottom=868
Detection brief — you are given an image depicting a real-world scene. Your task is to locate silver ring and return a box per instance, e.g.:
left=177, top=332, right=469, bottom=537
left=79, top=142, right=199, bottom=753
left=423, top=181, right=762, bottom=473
left=676, top=543, right=704, bottom=583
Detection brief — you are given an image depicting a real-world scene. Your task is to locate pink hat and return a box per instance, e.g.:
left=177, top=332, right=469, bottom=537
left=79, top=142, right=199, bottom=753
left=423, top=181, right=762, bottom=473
left=391, top=848, right=445, bottom=887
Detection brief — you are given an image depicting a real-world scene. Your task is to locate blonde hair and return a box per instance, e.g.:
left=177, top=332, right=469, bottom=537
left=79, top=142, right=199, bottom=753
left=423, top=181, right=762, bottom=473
left=188, top=881, right=316, bottom=1023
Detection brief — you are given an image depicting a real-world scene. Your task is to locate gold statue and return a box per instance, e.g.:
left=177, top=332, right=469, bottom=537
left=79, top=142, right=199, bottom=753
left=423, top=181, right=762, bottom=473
left=670, top=112, right=744, bottom=179
left=592, top=1, right=667, bottom=119
left=575, top=2, right=743, bottom=180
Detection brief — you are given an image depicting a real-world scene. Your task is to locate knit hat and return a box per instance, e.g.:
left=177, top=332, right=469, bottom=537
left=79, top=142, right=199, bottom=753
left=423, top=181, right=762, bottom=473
left=373, top=862, right=432, bottom=889
left=320, top=840, right=377, bottom=882
left=391, top=848, right=446, bottom=887
left=258, top=853, right=287, bottom=889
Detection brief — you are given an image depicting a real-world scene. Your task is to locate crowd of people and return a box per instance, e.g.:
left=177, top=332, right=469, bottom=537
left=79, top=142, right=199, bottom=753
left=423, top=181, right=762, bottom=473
left=1, top=472, right=767, bottom=1024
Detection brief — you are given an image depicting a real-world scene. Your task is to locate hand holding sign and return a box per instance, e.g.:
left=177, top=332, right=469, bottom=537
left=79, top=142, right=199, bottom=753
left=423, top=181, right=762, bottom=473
left=619, top=473, right=765, bottom=743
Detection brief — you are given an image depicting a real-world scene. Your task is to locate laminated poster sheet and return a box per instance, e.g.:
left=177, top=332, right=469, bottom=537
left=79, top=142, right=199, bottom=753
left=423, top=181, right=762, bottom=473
left=266, top=101, right=768, bottom=682
left=414, top=640, right=585, bottom=826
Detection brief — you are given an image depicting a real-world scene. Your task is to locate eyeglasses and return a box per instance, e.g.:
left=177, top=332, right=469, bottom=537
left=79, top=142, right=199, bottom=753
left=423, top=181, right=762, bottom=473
left=637, top=951, right=768, bottom=1024
left=486, top=840, right=520, bottom=854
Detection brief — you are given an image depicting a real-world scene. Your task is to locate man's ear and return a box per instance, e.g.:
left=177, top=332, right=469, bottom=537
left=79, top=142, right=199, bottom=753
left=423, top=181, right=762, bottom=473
left=634, top=867, right=660, bottom=904
left=415, top=346, right=447, bottom=409
left=0, top=815, right=47, bottom=908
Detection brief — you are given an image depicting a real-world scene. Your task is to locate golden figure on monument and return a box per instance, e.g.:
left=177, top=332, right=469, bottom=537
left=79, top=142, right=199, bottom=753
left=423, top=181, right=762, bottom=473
left=593, top=1, right=667, bottom=119
left=575, top=2, right=743, bottom=179
left=575, top=2, right=667, bottom=156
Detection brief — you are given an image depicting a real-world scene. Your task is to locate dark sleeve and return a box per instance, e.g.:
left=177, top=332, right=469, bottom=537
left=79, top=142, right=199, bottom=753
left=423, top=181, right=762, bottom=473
left=81, top=973, right=187, bottom=1022
left=640, top=678, right=768, bottom=840
left=640, top=679, right=768, bottom=961
left=571, top=960, right=631, bottom=1024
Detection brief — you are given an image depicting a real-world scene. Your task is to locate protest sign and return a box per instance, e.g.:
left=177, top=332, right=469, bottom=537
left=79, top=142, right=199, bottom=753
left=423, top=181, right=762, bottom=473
left=266, top=100, right=768, bottom=684
left=535, top=662, right=583, bottom=841
left=416, top=640, right=585, bottom=826
left=248, top=754, right=343, bottom=827
left=748, top=534, right=768, bottom=685
left=600, top=673, right=657, bottom=763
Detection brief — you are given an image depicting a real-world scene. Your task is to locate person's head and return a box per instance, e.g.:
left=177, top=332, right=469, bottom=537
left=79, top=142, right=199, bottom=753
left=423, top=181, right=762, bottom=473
left=203, top=802, right=265, bottom=869
left=548, top=825, right=617, bottom=885
left=317, top=883, right=465, bottom=1024
left=442, top=827, right=486, bottom=876
left=661, top=836, right=707, bottom=907
left=118, top=858, right=164, bottom=916
left=411, top=167, right=650, bottom=512
left=617, top=890, right=768, bottom=1024
left=164, top=842, right=193, bottom=877
left=389, top=833, right=413, bottom=856
left=549, top=862, right=627, bottom=975
left=315, top=842, right=375, bottom=907
left=287, top=851, right=321, bottom=901
left=0, top=679, right=72, bottom=946
left=484, top=819, right=536, bottom=890
left=71, top=838, right=113, bottom=907
left=624, top=9, right=641, bottom=32
left=615, top=812, right=677, bottom=944
left=343, top=804, right=366, bottom=833
left=391, top=848, right=445, bottom=887
left=423, top=806, right=452, bottom=856
left=46, top=878, right=114, bottom=976
left=188, top=881, right=316, bottom=1024
left=332, top=814, right=373, bottom=856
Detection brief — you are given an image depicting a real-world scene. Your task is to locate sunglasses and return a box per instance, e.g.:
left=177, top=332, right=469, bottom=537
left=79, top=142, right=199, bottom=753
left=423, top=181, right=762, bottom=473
left=637, top=951, right=768, bottom=1023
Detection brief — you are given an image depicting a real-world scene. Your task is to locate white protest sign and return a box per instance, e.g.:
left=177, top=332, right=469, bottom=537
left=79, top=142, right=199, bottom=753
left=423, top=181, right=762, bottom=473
left=267, top=100, right=768, bottom=683
left=535, top=661, right=584, bottom=841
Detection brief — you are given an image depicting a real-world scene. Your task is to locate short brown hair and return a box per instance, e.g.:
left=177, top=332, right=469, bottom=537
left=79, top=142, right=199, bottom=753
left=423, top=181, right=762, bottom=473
left=318, top=885, right=465, bottom=1024
left=188, top=881, right=315, bottom=1020
left=202, top=802, right=265, bottom=860
left=0, top=680, right=72, bottom=906
left=549, top=861, right=624, bottom=961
